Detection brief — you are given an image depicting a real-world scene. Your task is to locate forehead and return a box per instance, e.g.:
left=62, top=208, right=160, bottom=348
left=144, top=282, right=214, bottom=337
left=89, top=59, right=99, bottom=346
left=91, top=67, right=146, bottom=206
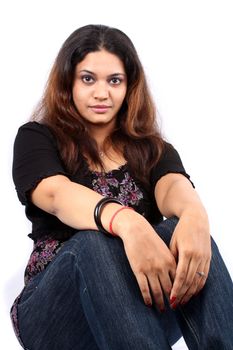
left=76, top=49, right=125, bottom=75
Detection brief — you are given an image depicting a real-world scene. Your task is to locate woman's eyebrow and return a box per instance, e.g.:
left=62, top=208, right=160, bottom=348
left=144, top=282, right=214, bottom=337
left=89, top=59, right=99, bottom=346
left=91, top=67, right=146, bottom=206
left=78, top=69, right=95, bottom=75
left=78, top=69, right=126, bottom=77
left=108, top=73, right=126, bottom=78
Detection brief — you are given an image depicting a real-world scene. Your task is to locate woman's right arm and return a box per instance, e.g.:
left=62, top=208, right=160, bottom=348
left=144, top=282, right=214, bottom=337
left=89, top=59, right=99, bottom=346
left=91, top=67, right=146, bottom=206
left=31, top=174, right=122, bottom=232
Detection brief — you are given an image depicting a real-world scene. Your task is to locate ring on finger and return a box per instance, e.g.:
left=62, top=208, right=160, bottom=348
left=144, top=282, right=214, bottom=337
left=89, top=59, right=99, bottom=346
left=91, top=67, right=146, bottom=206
left=196, top=271, right=206, bottom=278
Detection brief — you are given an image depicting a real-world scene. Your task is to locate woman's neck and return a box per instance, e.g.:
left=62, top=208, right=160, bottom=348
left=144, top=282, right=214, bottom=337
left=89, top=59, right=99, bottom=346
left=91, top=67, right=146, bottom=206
left=88, top=120, right=116, bottom=148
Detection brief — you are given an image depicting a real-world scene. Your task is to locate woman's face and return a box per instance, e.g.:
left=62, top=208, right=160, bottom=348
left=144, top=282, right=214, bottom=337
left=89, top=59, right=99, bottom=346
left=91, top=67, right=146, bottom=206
left=72, top=49, right=127, bottom=132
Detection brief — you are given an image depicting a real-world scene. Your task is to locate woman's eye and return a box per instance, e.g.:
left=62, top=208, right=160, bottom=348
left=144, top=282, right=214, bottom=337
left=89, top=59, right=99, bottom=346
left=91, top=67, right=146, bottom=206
left=81, top=75, right=94, bottom=84
left=110, top=77, right=121, bottom=85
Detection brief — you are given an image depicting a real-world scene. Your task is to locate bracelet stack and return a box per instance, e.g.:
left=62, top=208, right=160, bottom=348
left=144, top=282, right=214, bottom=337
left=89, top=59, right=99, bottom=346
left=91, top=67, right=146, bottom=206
left=94, top=197, right=134, bottom=236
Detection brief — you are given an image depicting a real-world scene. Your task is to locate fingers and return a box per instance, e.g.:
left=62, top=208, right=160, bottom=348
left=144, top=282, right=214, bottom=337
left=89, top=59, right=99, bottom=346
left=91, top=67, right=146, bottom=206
left=135, top=271, right=174, bottom=311
left=148, top=275, right=164, bottom=311
left=194, top=260, right=210, bottom=294
left=149, top=272, right=173, bottom=311
left=180, top=262, right=209, bottom=305
left=170, top=256, right=210, bottom=308
left=170, top=253, right=191, bottom=307
left=136, top=258, right=209, bottom=311
left=135, top=273, right=152, bottom=307
left=159, top=272, right=174, bottom=300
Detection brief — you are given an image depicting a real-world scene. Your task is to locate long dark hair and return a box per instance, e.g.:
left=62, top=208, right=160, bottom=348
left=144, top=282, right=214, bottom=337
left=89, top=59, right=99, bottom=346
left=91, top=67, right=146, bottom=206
left=32, top=24, right=165, bottom=187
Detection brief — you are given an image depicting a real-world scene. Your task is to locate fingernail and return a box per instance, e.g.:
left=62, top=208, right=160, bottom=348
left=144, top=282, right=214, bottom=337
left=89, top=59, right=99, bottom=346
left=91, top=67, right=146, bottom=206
left=170, top=296, right=176, bottom=304
left=180, top=300, right=187, bottom=306
left=160, top=307, right=166, bottom=313
left=146, top=303, right=152, bottom=308
left=171, top=303, right=177, bottom=310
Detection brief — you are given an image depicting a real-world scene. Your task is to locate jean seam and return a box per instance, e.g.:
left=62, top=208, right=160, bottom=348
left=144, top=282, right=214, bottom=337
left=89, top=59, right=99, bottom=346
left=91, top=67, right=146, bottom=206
left=70, top=252, right=104, bottom=350
left=178, top=307, right=200, bottom=349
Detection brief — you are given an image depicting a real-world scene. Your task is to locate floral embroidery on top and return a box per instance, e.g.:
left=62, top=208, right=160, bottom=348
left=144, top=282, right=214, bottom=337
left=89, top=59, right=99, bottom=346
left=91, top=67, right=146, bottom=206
left=91, top=168, right=143, bottom=206
left=92, top=173, right=119, bottom=197
left=117, top=172, right=143, bottom=205
left=24, top=236, right=64, bottom=284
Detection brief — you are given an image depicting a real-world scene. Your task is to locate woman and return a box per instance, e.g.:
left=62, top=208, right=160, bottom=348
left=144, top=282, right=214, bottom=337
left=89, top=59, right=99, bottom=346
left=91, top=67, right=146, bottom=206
left=11, top=24, right=233, bottom=349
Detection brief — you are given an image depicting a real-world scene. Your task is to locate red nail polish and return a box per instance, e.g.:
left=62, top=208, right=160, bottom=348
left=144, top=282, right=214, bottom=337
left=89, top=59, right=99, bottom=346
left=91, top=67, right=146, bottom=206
left=170, top=296, right=176, bottom=304
left=171, top=303, right=177, bottom=310
left=146, top=303, right=152, bottom=308
left=160, top=307, right=166, bottom=313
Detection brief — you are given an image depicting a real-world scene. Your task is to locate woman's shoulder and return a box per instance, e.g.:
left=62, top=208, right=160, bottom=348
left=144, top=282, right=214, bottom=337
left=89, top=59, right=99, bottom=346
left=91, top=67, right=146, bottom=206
left=18, top=121, right=51, bottom=134
left=16, top=121, right=56, bottom=141
left=14, top=121, right=59, bottom=153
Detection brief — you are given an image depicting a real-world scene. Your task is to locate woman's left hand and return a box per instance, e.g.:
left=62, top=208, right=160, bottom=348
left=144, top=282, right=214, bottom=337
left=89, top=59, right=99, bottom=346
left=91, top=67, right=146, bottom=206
left=169, top=211, right=212, bottom=307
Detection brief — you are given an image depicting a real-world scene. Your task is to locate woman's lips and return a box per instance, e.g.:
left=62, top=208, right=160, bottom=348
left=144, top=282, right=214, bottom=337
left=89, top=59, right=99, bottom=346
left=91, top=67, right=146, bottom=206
left=89, top=105, right=111, bottom=113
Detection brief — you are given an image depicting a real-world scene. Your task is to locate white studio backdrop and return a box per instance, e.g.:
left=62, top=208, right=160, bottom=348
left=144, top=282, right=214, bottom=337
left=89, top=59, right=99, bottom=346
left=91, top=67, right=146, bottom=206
left=0, top=1, right=232, bottom=349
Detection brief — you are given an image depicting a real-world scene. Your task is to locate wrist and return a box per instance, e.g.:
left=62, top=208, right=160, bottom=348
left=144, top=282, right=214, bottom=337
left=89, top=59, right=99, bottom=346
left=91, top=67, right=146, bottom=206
left=113, top=210, right=147, bottom=240
left=109, top=206, right=134, bottom=235
left=180, top=206, right=209, bottom=232
left=180, top=205, right=208, bottom=219
left=110, top=207, right=138, bottom=239
left=95, top=199, right=123, bottom=235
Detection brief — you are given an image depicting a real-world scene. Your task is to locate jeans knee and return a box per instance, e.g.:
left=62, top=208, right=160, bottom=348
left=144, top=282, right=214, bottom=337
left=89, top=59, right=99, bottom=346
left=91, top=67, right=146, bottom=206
left=210, top=236, right=219, bottom=253
left=207, top=236, right=233, bottom=286
left=68, top=230, right=124, bottom=263
left=209, top=236, right=223, bottom=266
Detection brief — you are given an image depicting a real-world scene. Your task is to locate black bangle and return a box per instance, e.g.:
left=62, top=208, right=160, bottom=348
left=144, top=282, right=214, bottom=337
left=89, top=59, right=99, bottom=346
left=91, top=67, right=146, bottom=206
left=94, top=197, right=123, bottom=236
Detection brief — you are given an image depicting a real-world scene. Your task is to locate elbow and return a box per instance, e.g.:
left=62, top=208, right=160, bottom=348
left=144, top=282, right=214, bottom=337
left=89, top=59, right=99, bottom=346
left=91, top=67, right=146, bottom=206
left=50, top=180, right=69, bottom=217
left=49, top=194, right=59, bottom=216
left=31, top=175, right=71, bottom=216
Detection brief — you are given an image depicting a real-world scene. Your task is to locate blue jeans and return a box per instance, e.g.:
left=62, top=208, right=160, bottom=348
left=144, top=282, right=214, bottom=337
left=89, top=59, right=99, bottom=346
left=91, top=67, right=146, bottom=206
left=17, top=217, right=233, bottom=349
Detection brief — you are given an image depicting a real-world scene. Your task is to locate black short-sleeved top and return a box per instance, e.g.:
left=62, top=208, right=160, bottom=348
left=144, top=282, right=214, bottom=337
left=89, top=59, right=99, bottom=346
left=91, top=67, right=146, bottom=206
left=13, top=121, right=192, bottom=241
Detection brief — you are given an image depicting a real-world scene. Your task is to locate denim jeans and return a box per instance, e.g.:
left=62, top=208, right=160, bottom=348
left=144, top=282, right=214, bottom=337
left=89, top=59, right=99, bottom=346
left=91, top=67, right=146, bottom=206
left=17, top=217, right=233, bottom=349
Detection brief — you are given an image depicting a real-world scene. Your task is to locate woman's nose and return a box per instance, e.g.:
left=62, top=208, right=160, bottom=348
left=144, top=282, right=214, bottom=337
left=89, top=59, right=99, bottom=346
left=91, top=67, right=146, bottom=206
left=93, top=82, right=109, bottom=100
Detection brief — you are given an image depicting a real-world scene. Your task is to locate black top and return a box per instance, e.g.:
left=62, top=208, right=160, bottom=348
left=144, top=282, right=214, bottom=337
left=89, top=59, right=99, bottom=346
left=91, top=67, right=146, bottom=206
left=13, top=122, right=193, bottom=241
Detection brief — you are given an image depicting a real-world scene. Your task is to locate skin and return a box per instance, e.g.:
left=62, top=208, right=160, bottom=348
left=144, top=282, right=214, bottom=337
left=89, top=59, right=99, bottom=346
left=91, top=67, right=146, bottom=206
left=31, top=49, right=211, bottom=312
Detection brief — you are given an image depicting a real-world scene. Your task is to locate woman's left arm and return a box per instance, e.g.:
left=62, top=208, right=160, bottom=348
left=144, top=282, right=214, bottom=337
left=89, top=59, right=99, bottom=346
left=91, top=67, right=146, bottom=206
left=155, top=173, right=212, bottom=307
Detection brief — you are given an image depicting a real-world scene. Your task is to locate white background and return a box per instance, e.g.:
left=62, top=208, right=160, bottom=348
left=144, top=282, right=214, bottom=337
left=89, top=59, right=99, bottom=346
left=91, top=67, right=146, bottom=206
left=0, top=1, right=232, bottom=349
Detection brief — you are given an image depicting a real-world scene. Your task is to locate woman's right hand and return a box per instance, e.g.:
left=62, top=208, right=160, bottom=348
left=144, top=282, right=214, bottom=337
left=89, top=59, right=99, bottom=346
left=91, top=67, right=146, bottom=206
left=114, top=210, right=177, bottom=311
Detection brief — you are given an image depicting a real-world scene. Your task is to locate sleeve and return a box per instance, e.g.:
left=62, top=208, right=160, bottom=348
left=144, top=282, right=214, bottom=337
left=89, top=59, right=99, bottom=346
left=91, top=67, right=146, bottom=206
left=150, top=142, right=195, bottom=189
left=12, top=122, right=69, bottom=205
